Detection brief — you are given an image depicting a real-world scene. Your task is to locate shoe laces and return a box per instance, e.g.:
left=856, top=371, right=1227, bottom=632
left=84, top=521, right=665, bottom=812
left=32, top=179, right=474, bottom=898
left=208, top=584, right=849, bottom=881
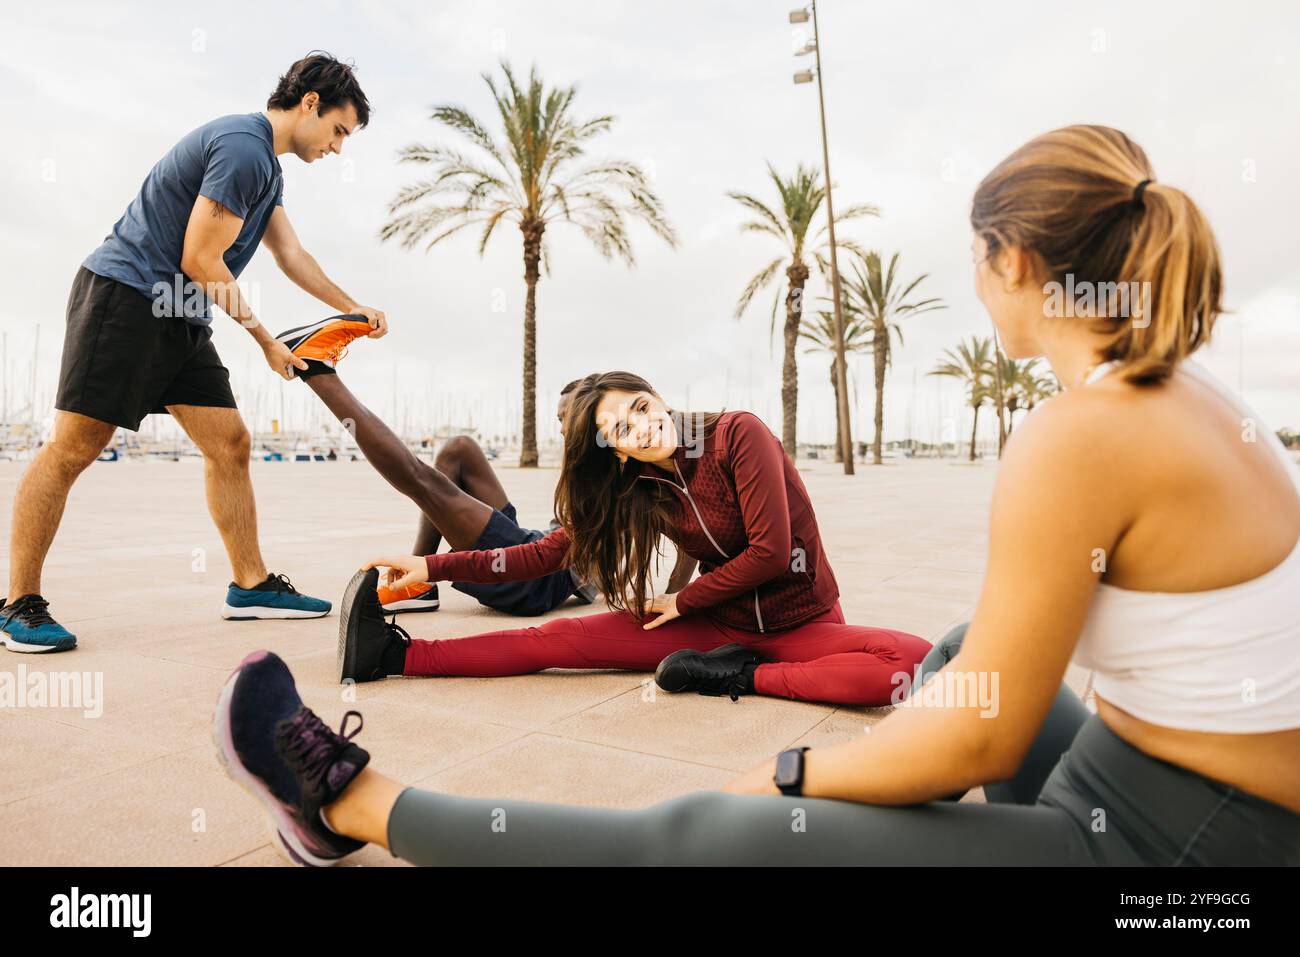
left=1, top=595, right=56, bottom=628
left=277, top=707, right=364, bottom=789
left=266, top=573, right=299, bottom=594
left=386, top=615, right=411, bottom=646
left=692, top=663, right=754, bottom=703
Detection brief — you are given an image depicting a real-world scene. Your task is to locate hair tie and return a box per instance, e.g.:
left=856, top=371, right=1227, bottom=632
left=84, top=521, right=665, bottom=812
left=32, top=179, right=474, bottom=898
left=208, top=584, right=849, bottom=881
left=1132, top=179, right=1152, bottom=210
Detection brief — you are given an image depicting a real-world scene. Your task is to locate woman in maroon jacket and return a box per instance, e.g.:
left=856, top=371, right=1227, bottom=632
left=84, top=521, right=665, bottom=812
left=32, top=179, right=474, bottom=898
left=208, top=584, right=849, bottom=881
left=343, top=370, right=930, bottom=706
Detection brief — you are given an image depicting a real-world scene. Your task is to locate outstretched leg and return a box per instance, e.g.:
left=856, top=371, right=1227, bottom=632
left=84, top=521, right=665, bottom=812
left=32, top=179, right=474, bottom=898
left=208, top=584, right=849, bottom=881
left=168, top=404, right=268, bottom=588
left=335, top=766, right=1098, bottom=866
left=304, top=374, right=491, bottom=549
left=7, top=411, right=114, bottom=598
left=402, top=608, right=734, bottom=677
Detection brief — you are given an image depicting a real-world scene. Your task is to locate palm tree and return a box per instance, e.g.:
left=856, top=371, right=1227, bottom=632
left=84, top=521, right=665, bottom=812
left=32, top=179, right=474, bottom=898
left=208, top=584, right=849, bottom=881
left=799, top=307, right=875, bottom=462
left=1002, top=359, right=1058, bottom=436
left=841, top=251, right=945, bottom=465
left=730, top=163, right=877, bottom=458
left=381, top=62, right=677, bottom=467
left=929, top=336, right=994, bottom=462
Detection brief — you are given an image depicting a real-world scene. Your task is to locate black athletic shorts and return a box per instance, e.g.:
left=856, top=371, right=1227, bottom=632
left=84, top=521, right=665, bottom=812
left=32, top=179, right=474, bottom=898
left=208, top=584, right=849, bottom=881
left=450, top=503, right=583, bottom=616
left=55, top=266, right=238, bottom=431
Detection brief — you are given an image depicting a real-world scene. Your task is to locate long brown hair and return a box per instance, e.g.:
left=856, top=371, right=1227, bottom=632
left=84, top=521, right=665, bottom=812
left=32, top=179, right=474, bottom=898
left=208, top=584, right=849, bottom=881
left=971, top=125, right=1223, bottom=384
left=553, top=371, right=724, bottom=621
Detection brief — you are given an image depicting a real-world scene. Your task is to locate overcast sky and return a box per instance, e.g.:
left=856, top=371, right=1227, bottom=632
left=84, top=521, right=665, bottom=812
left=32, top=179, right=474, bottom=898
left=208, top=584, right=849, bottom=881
left=2, top=0, right=1297, bottom=447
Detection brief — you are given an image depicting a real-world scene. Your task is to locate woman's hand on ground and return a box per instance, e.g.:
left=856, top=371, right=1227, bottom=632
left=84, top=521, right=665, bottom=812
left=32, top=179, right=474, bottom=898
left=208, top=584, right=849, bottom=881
left=362, top=555, right=428, bottom=590
left=641, top=592, right=681, bottom=630
left=721, top=757, right=780, bottom=796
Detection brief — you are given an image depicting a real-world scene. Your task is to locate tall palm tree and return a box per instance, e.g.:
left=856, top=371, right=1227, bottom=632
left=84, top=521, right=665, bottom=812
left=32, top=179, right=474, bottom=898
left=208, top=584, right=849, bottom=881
left=841, top=251, right=945, bottom=465
left=730, top=163, right=877, bottom=458
left=799, top=307, right=875, bottom=463
left=929, top=336, right=994, bottom=462
left=1002, top=358, right=1058, bottom=436
left=381, top=62, right=677, bottom=467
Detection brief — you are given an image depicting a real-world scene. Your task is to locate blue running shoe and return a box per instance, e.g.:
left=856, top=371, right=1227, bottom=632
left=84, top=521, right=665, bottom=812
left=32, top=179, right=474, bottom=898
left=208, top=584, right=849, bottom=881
left=214, top=650, right=369, bottom=866
left=222, top=573, right=331, bottom=620
left=0, top=594, right=77, bottom=653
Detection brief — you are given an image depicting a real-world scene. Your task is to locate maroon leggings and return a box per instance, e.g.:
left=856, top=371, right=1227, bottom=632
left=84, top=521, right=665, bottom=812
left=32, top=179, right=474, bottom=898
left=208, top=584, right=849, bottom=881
left=402, top=601, right=931, bottom=706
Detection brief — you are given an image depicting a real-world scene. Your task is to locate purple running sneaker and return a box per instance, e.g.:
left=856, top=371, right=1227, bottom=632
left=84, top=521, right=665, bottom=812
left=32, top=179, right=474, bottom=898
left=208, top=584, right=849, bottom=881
left=214, top=650, right=370, bottom=866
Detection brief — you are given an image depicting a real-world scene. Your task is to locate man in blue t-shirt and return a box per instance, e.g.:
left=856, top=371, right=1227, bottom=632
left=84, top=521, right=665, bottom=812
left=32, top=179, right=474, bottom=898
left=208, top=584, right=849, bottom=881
left=1, top=54, right=386, bottom=653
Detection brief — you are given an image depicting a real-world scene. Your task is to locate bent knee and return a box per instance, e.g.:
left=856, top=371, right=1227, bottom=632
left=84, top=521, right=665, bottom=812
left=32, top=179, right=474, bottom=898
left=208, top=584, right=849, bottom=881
left=435, top=434, right=480, bottom=466
left=205, top=427, right=252, bottom=466
left=43, top=436, right=107, bottom=476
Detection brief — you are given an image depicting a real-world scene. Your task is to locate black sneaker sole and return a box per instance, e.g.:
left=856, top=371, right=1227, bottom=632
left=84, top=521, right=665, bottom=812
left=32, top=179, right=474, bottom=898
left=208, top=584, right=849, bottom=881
left=654, top=643, right=750, bottom=693
left=338, top=567, right=379, bottom=684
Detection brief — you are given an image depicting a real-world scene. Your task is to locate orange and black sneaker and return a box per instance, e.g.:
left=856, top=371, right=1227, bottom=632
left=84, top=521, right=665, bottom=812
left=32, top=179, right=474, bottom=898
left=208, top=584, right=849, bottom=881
left=276, top=315, right=373, bottom=377
left=378, top=580, right=440, bottom=614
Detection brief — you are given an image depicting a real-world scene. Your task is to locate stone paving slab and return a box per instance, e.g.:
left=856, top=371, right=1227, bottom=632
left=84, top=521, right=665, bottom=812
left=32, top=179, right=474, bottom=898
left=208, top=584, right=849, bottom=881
left=0, top=455, right=1036, bottom=866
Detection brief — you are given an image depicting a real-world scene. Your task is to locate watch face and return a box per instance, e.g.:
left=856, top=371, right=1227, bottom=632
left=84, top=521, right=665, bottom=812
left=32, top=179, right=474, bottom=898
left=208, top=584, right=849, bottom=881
left=775, top=749, right=802, bottom=787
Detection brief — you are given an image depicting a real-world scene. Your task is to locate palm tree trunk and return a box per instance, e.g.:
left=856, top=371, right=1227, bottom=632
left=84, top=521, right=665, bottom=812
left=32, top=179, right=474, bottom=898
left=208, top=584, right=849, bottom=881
left=830, top=360, right=842, bottom=463
left=519, top=223, right=543, bottom=468
left=780, top=268, right=808, bottom=459
left=872, top=319, right=887, bottom=465
left=969, top=404, right=980, bottom=462
left=991, top=342, right=1007, bottom=457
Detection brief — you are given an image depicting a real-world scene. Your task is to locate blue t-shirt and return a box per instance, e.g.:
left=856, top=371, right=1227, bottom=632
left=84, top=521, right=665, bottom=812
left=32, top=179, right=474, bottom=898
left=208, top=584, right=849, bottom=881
left=83, top=113, right=284, bottom=325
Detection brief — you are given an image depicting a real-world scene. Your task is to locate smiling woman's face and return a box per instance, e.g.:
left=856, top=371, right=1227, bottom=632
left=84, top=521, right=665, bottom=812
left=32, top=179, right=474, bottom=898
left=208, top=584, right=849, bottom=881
left=593, top=388, right=678, bottom=465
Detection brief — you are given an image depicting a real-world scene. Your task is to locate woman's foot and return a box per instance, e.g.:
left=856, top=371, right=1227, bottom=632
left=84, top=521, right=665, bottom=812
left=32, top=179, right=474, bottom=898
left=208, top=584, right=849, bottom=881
left=654, top=643, right=762, bottom=702
left=339, top=568, right=412, bottom=683
left=213, top=650, right=370, bottom=866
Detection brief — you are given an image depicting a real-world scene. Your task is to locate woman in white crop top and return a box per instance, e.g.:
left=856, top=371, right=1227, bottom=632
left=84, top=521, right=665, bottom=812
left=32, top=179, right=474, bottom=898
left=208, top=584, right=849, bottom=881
left=217, top=125, right=1299, bottom=867
left=725, top=125, right=1300, bottom=829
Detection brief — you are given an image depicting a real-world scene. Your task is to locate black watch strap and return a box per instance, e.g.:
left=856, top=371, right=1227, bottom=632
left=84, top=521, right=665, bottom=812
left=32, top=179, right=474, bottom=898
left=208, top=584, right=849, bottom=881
left=774, top=746, right=811, bottom=797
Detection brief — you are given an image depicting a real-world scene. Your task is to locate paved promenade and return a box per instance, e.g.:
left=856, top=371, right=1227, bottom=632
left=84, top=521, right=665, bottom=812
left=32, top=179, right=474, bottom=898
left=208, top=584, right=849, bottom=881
left=0, top=455, right=1093, bottom=865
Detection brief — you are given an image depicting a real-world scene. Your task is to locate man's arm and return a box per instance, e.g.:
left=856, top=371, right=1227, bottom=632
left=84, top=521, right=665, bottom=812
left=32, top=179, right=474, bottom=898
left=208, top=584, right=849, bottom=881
left=261, top=207, right=387, bottom=337
left=180, top=197, right=306, bottom=380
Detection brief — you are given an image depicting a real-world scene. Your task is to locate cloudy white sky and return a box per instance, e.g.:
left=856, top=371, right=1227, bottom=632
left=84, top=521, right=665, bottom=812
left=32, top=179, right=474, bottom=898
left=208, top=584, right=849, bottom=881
left=2, top=0, right=1297, bottom=447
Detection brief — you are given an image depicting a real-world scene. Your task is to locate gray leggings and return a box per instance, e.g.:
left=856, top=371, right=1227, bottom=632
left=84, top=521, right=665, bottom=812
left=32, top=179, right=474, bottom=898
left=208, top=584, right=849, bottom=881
left=386, top=625, right=1300, bottom=865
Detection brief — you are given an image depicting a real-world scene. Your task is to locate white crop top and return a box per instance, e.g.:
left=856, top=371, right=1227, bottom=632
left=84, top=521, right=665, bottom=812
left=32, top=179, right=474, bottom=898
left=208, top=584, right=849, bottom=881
left=1071, top=359, right=1300, bottom=733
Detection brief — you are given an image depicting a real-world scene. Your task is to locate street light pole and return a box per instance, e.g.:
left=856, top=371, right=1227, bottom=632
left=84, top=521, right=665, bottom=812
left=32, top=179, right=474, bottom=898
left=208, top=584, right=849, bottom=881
left=796, top=1, right=854, bottom=474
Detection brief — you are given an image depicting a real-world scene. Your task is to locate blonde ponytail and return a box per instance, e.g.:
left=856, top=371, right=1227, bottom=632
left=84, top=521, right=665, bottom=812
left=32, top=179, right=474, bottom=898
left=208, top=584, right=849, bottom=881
left=971, top=125, right=1224, bottom=384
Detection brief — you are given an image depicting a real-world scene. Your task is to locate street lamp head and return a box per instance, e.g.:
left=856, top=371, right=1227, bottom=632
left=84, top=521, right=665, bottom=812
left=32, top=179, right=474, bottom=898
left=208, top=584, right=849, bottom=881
left=789, top=8, right=810, bottom=24
left=796, top=39, right=817, bottom=56
left=793, top=69, right=815, bottom=84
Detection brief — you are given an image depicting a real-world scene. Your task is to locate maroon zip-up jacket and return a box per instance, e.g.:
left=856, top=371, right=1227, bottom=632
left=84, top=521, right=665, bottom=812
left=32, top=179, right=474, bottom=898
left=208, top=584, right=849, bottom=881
left=423, top=410, right=840, bottom=633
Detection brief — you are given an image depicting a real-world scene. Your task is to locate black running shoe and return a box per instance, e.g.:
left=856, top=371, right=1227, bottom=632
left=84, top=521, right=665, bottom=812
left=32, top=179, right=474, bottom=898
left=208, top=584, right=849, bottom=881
left=339, top=568, right=411, bottom=683
left=654, top=643, right=762, bottom=702
left=213, top=650, right=370, bottom=866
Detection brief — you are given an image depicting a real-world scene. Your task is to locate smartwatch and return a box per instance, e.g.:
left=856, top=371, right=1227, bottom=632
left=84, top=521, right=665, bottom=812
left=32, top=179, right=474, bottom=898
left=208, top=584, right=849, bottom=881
left=773, top=747, right=811, bottom=797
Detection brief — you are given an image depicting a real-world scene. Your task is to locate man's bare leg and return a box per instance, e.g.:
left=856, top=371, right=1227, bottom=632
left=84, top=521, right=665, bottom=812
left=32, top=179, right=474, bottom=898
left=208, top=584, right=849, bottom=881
left=303, top=373, right=492, bottom=549
left=168, top=405, right=268, bottom=589
left=412, top=435, right=512, bottom=554
left=7, top=411, right=116, bottom=598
